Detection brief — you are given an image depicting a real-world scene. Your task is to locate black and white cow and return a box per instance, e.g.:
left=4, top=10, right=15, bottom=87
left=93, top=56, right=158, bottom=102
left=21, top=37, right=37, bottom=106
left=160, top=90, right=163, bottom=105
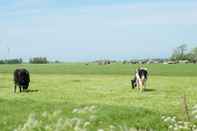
left=14, top=69, right=30, bottom=93
left=131, top=67, right=148, bottom=91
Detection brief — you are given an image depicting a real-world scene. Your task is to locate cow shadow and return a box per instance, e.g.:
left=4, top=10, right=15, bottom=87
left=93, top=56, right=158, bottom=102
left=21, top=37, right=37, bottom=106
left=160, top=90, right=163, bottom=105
left=144, top=88, right=156, bottom=92
left=131, top=87, right=156, bottom=92
left=24, top=89, right=39, bottom=93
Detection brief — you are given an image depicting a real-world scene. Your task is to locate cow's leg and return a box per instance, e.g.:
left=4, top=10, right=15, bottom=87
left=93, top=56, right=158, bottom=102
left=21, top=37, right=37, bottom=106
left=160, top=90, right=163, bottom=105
left=136, top=74, right=142, bottom=91
left=23, top=86, right=27, bottom=92
left=19, top=86, right=22, bottom=92
left=141, top=85, right=144, bottom=92
left=143, top=82, right=145, bottom=91
left=143, top=80, right=147, bottom=90
left=136, top=80, right=138, bottom=90
left=138, top=79, right=143, bottom=92
left=131, top=80, right=135, bottom=89
left=141, top=81, right=143, bottom=92
left=14, top=84, right=17, bottom=93
left=139, top=84, right=142, bottom=92
left=136, top=80, right=140, bottom=91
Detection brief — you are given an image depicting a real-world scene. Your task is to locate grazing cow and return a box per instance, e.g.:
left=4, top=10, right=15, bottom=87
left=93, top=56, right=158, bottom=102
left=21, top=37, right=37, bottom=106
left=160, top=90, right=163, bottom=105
left=131, top=67, right=148, bottom=91
left=14, top=69, right=30, bottom=93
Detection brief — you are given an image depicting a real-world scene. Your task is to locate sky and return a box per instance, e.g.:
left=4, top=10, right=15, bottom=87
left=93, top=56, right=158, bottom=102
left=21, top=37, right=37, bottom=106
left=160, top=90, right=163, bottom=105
left=0, top=0, right=197, bottom=61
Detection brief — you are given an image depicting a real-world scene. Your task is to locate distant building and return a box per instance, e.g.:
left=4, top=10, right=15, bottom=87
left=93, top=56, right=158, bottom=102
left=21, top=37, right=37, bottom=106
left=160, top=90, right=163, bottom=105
left=163, top=61, right=178, bottom=64
left=178, top=60, right=190, bottom=64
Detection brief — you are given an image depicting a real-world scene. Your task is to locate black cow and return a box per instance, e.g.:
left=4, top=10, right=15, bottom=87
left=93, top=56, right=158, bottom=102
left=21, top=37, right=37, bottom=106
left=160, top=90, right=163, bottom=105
left=14, top=69, right=30, bottom=93
left=131, top=67, right=148, bottom=91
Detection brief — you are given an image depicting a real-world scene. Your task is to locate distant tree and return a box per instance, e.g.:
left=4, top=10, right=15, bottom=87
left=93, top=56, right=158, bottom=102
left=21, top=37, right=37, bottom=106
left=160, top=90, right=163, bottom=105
left=54, top=60, right=61, bottom=64
left=0, top=60, right=5, bottom=64
left=0, top=58, right=23, bottom=64
left=183, top=53, right=193, bottom=63
left=171, top=44, right=188, bottom=61
left=190, top=47, right=197, bottom=63
left=122, top=60, right=128, bottom=64
left=29, top=57, right=48, bottom=64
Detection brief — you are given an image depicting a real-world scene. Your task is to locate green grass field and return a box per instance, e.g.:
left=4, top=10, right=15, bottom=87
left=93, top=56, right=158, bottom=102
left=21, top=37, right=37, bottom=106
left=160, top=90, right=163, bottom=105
left=0, top=63, right=197, bottom=131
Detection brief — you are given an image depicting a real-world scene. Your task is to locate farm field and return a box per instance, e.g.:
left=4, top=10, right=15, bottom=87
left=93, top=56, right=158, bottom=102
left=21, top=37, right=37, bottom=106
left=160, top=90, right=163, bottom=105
left=0, top=63, right=197, bottom=130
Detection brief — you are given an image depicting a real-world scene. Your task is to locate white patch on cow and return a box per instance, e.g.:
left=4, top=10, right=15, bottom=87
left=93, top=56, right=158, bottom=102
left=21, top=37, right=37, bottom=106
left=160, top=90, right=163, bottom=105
left=135, top=69, right=147, bottom=92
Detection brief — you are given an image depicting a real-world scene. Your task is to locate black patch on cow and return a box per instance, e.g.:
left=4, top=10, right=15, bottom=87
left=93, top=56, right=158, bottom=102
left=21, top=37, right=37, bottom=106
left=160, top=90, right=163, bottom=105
left=138, top=69, right=148, bottom=80
left=131, top=78, right=137, bottom=89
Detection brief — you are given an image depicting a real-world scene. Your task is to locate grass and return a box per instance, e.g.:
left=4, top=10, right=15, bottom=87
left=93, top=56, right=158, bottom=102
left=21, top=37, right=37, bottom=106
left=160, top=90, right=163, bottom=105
left=0, top=63, right=197, bottom=130
left=0, top=63, right=197, bottom=76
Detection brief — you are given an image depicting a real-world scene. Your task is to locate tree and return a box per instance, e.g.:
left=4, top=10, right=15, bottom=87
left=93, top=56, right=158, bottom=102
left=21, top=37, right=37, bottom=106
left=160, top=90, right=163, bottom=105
left=171, top=44, right=188, bottom=61
left=29, top=57, right=48, bottom=64
left=191, top=47, right=197, bottom=63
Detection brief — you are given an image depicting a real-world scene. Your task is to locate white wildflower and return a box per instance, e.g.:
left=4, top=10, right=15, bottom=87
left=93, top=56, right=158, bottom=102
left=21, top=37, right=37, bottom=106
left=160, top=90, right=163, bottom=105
left=71, top=117, right=81, bottom=128
left=109, top=125, right=115, bottom=129
left=193, top=105, right=197, bottom=110
left=64, top=119, right=73, bottom=128
left=129, top=127, right=138, bottom=131
left=52, top=110, right=62, bottom=117
left=89, top=115, right=97, bottom=122
left=192, top=109, right=197, bottom=115
left=164, top=117, right=171, bottom=122
left=83, top=121, right=91, bottom=128
left=177, top=121, right=183, bottom=124
left=83, top=106, right=89, bottom=113
left=171, top=117, right=176, bottom=123
left=42, top=111, right=48, bottom=118
left=184, top=122, right=190, bottom=125
left=97, top=129, right=104, bottom=131
left=161, top=116, right=166, bottom=120
left=44, top=125, right=51, bottom=130
left=72, top=108, right=79, bottom=113
left=178, top=125, right=183, bottom=129
left=22, top=113, right=38, bottom=129
left=89, top=105, right=96, bottom=112
left=174, top=127, right=178, bottom=130
left=182, top=126, right=189, bottom=130
left=55, top=118, right=64, bottom=131
left=74, top=126, right=81, bottom=131
left=169, top=125, right=173, bottom=129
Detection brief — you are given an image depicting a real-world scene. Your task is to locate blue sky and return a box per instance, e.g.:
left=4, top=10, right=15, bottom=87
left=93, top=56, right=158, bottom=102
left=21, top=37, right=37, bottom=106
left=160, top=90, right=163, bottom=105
left=0, top=0, right=197, bottom=61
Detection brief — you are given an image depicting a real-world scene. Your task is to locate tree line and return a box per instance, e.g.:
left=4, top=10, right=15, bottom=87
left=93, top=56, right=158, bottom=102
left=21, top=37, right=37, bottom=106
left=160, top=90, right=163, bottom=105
left=0, top=44, right=196, bottom=64
left=0, top=58, right=23, bottom=64
left=0, top=57, right=49, bottom=64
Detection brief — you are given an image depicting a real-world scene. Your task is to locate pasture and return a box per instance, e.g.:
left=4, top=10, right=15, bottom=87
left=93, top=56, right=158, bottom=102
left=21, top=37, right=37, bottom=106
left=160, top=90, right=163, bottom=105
left=0, top=63, right=197, bottom=130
